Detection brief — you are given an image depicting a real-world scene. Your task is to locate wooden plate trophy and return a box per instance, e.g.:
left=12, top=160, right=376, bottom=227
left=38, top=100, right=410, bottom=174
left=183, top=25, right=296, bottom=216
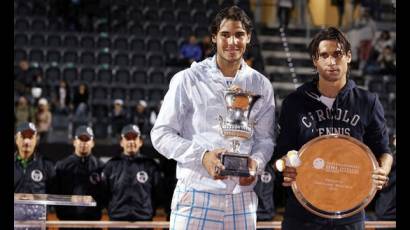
left=278, top=134, right=378, bottom=218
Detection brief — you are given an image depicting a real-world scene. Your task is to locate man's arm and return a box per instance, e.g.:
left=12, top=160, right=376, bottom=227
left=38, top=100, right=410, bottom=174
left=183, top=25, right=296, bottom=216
left=364, top=94, right=393, bottom=190
left=373, top=153, right=393, bottom=190
left=151, top=72, right=207, bottom=166
left=249, top=79, right=275, bottom=173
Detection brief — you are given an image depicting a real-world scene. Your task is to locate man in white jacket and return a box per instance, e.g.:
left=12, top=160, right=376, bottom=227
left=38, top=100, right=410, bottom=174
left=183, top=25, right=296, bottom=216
left=151, top=6, right=275, bottom=229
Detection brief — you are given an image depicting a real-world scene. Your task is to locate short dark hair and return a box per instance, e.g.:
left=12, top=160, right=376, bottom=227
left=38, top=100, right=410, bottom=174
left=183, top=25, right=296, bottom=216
left=308, top=27, right=351, bottom=61
left=209, top=6, right=253, bottom=36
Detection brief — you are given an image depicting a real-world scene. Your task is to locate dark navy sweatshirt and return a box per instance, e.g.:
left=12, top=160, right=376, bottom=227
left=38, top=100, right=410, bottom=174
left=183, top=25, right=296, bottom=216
left=274, top=79, right=391, bottom=225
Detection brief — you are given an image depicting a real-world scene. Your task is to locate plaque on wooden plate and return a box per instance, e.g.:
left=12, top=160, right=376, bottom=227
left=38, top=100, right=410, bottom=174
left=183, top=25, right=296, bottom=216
left=292, top=134, right=378, bottom=219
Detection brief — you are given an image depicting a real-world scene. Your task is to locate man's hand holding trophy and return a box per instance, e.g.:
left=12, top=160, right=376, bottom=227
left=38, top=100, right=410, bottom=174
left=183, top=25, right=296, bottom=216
left=202, top=85, right=261, bottom=185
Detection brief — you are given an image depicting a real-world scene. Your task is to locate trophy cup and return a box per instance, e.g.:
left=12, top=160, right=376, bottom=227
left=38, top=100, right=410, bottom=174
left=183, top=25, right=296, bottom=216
left=218, top=86, right=261, bottom=177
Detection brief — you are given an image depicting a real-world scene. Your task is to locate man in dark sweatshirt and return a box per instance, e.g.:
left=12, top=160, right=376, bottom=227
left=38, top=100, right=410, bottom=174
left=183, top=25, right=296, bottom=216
left=54, top=125, right=105, bottom=229
left=274, top=27, right=393, bottom=230
left=102, top=124, right=161, bottom=230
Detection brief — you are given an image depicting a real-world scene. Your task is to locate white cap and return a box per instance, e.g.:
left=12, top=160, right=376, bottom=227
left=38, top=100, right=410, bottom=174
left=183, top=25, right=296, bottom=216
left=38, top=98, right=48, bottom=106
left=138, top=100, right=147, bottom=107
left=114, top=99, right=124, bottom=105
left=31, top=87, right=42, bottom=98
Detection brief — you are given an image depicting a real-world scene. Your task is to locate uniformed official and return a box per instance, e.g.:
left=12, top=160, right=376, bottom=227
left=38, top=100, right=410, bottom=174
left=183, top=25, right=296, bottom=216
left=254, top=163, right=276, bottom=223
left=14, top=122, right=55, bottom=194
left=102, top=124, right=161, bottom=230
left=54, top=125, right=105, bottom=230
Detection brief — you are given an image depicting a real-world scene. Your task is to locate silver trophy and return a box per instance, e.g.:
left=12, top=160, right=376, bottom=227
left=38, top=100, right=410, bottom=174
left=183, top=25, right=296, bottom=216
left=219, top=86, right=261, bottom=177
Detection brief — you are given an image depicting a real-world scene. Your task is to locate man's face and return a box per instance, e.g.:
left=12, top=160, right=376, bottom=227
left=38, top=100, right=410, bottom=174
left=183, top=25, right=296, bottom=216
left=15, top=131, right=37, bottom=159
left=120, top=133, right=143, bottom=155
left=212, top=19, right=251, bottom=64
left=19, top=60, right=29, bottom=71
left=73, top=135, right=94, bottom=157
left=313, top=40, right=351, bottom=83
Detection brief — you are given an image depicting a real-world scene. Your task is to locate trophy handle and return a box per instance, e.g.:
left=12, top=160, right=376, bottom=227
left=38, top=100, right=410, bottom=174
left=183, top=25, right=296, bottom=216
left=247, top=95, right=261, bottom=119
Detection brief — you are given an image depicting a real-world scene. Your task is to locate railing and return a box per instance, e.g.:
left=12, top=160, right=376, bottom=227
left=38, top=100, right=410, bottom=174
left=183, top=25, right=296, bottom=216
left=14, top=220, right=397, bottom=229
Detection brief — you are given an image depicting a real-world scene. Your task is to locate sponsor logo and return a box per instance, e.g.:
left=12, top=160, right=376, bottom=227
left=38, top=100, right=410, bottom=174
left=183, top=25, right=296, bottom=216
left=260, top=171, right=272, bottom=183
left=136, top=171, right=148, bottom=183
left=313, top=158, right=325, bottom=169
left=31, top=169, right=43, bottom=182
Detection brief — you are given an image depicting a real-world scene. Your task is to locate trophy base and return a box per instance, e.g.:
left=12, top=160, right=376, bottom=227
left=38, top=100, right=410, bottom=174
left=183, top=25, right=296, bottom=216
left=220, top=153, right=250, bottom=177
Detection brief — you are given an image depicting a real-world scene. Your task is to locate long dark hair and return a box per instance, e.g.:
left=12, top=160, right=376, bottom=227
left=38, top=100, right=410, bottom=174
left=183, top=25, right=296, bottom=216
left=308, top=27, right=351, bottom=61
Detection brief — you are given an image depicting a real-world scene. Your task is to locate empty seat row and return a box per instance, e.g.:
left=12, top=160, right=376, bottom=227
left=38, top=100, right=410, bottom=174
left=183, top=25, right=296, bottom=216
left=15, top=47, right=169, bottom=67
left=110, top=7, right=214, bottom=25
left=15, top=33, right=189, bottom=54
left=15, top=64, right=182, bottom=86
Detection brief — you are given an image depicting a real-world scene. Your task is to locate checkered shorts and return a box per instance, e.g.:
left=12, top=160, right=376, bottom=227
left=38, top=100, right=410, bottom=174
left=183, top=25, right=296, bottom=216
left=169, top=182, right=258, bottom=230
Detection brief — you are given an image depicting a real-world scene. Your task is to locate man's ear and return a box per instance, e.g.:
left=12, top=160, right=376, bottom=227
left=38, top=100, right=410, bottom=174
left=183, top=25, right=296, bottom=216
left=211, top=34, right=217, bottom=43
left=346, top=51, right=352, bottom=63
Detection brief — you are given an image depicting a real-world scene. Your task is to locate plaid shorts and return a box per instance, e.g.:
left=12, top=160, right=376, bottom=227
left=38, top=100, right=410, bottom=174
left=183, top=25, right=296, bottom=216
left=170, top=182, right=258, bottom=230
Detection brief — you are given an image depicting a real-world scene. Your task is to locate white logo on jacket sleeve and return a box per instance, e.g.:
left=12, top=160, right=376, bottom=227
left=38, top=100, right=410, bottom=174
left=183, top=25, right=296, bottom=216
left=31, top=169, right=43, bottom=182
left=136, top=171, right=149, bottom=183
left=260, top=171, right=272, bottom=183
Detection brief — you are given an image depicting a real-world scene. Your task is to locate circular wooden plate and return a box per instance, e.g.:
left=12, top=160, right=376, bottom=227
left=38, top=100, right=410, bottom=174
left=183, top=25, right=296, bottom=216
left=292, top=134, right=378, bottom=219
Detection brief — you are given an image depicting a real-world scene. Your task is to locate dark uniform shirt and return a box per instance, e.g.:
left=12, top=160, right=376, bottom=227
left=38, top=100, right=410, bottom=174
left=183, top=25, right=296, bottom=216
left=14, top=152, right=55, bottom=194
left=254, top=163, right=276, bottom=221
left=54, top=154, right=105, bottom=220
left=274, top=79, right=391, bottom=225
left=102, top=153, right=161, bottom=221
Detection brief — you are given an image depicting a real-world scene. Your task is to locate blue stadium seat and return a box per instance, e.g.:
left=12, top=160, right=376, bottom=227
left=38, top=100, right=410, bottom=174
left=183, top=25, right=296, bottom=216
left=62, top=66, right=79, bottom=84
left=131, top=53, right=147, bottom=67
left=97, top=36, right=111, bottom=49
left=147, top=67, right=165, bottom=84
left=80, top=67, right=96, bottom=83
left=113, top=36, right=129, bottom=51
left=47, top=34, right=62, bottom=47
left=161, top=23, right=178, bottom=38
left=31, top=18, right=47, bottom=31
left=146, top=37, right=162, bottom=52
left=144, top=22, right=162, bottom=37
left=80, top=51, right=96, bottom=65
left=95, top=67, right=113, bottom=85
left=143, top=7, right=160, bottom=22
left=113, top=68, right=131, bottom=87
left=159, top=9, right=176, bottom=23
left=46, top=50, right=61, bottom=63
left=131, top=68, right=148, bottom=84
left=147, top=52, right=165, bottom=67
left=45, top=66, right=61, bottom=86
left=14, top=48, right=28, bottom=63
left=15, top=33, right=29, bottom=47
left=15, top=18, right=30, bottom=31
left=63, top=35, right=80, bottom=48
left=29, top=49, right=44, bottom=63
left=130, top=36, right=145, bottom=52
left=80, top=35, right=95, bottom=49
left=114, top=52, right=130, bottom=67
left=63, top=50, right=78, bottom=64
left=97, top=51, right=112, bottom=65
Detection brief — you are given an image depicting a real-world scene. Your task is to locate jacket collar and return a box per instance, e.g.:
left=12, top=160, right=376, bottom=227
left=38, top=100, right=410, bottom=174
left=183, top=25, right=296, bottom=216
left=298, top=79, right=356, bottom=101
left=197, top=55, right=248, bottom=82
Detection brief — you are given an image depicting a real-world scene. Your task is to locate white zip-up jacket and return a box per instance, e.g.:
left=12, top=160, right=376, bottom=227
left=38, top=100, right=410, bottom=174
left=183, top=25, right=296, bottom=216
left=151, top=55, right=275, bottom=194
